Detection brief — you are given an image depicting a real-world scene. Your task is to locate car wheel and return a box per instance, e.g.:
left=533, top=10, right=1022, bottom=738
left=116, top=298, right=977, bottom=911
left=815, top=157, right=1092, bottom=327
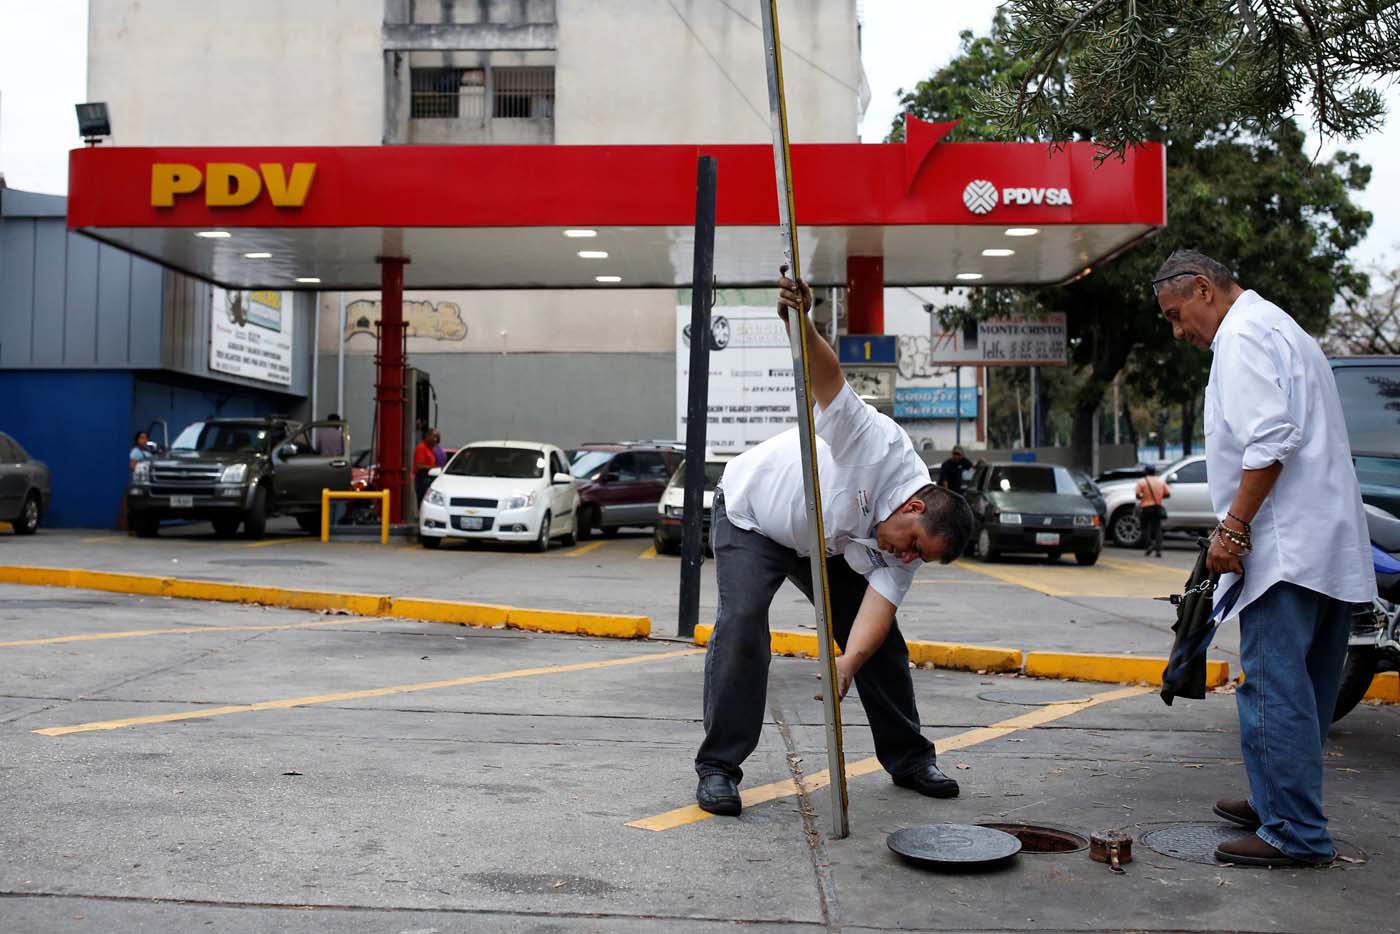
left=977, top=528, right=999, bottom=562
left=577, top=505, right=598, bottom=540
left=1109, top=507, right=1143, bottom=547
left=242, top=486, right=268, bottom=540
left=533, top=511, right=552, bottom=552
left=211, top=516, right=241, bottom=537
left=14, top=493, right=41, bottom=535
left=420, top=534, right=442, bottom=550
left=1075, top=547, right=1101, bottom=566
left=296, top=512, right=321, bottom=535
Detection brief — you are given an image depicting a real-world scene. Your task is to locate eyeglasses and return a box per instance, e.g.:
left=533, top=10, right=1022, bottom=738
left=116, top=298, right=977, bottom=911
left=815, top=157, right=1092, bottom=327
left=1150, top=270, right=1204, bottom=296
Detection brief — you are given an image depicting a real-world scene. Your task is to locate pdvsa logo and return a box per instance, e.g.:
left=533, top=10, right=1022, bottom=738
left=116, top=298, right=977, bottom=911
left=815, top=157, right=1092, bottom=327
left=962, top=178, right=1073, bottom=214
left=151, top=163, right=317, bottom=208
left=962, top=179, right=998, bottom=214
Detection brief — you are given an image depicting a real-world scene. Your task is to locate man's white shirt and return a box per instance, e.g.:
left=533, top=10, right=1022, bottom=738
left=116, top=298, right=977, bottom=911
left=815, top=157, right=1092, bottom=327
left=719, top=382, right=931, bottom=607
left=1206, top=289, right=1376, bottom=615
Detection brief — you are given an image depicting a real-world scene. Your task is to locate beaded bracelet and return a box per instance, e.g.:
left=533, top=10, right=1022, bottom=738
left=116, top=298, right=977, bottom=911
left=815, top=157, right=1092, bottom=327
left=1226, top=511, right=1252, bottom=530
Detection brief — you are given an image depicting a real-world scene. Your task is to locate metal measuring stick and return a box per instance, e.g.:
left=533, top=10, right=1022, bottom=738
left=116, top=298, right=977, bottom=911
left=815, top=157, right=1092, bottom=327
left=759, top=0, right=849, bottom=840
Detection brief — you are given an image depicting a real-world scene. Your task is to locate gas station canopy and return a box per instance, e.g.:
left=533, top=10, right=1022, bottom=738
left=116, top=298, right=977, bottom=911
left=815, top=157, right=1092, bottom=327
left=67, top=118, right=1165, bottom=291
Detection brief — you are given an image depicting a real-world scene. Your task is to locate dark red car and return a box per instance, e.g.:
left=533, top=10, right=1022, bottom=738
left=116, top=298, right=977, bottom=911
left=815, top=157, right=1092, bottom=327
left=567, top=444, right=683, bottom=539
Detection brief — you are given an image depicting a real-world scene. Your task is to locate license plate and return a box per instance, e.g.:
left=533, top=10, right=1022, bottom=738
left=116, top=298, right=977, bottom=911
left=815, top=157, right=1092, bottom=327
left=1035, top=532, right=1060, bottom=546
left=463, top=516, right=484, bottom=530
left=170, top=495, right=194, bottom=508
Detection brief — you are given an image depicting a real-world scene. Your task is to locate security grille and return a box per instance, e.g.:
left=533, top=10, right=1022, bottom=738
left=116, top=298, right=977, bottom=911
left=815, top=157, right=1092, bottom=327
left=410, top=67, right=486, bottom=119
left=493, top=67, right=555, bottom=119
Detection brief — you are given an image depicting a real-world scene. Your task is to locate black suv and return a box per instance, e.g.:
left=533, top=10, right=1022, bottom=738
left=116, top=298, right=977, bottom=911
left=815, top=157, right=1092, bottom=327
left=567, top=444, right=683, bottom=539
left=127, top=417, right=351, bottom=539
left=1331, top=356, right=1400, bottom=516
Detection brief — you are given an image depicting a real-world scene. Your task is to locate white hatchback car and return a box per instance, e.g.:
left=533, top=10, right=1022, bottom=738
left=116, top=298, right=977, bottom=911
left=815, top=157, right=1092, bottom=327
left=419, top=441, right=578, bottom=551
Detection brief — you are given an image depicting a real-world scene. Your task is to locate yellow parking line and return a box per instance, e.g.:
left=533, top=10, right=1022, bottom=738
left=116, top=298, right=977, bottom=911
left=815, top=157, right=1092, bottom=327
left=626, top=684, right=1150, bottom=831
left=80, top=535, right=121, bottom=543
left=957, top=560, right=1074, bottom=596
left=638, top=545, right=658, bottom=560
left=35, top=647, right=703, bottom=736
left=912, top=577, right=1014, bottom=586
left=1096, top=555, right=1185, bottom=577
left=1, top=617, right=365, bottom=649
left=563, top=541, right=607, bottom=558
left=243, top=537, right=305, bottom=549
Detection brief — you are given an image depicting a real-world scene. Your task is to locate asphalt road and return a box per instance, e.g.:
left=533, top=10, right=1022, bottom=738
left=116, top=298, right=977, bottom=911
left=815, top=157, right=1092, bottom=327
left=1, top=526, right=1397, bottom=931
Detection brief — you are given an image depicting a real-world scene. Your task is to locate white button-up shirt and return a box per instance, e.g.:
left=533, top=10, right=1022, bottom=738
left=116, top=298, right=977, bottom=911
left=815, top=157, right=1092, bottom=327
left=1205, top=289, right=1376, bottom=615
left=720, top=382, right=931, bottom=607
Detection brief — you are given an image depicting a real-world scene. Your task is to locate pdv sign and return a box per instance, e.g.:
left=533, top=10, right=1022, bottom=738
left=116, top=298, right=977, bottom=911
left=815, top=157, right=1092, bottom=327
left=151, top=162, right=317, bottom=208
left=962, top=178, right=1072, bottom=214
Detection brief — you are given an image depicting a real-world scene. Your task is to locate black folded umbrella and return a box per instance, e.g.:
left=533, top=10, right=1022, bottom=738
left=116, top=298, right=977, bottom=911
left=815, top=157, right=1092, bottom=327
left=1160, top=538, right=1242, bottom=705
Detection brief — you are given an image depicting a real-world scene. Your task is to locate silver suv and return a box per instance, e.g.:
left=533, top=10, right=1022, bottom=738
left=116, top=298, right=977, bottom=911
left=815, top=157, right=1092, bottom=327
left=1099, top=454, right=1216, bottom=547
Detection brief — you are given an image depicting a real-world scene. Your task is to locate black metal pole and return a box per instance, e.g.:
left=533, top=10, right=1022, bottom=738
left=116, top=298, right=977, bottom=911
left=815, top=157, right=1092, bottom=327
left=677, top=155, right=717, bottom=640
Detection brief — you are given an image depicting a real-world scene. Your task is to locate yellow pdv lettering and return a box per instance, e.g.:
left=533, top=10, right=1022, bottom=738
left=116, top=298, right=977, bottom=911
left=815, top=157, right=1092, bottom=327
left=150, top=163, right=203, bottom=207
left=260, top=163, right=316, bottom=207
left=205, top=163, right=263, bottom=207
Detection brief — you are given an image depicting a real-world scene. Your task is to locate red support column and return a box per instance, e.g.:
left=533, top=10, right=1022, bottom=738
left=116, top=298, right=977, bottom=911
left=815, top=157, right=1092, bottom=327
left=846, top=255, right=884, bottom=335
left=375, top=256, right=410, bottom=523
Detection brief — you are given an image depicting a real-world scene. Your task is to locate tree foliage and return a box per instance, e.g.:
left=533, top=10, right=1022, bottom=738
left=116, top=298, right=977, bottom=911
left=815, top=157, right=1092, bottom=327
left=984, top=0, right=1400, bottom=157
left=1324, top=260, right=1400, bottom=355
left=893, top=18, right=1372, bottom=466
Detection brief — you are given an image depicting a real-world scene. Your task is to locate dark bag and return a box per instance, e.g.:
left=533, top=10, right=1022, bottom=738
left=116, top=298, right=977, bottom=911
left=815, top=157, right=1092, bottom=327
left=1159, top=537, right=1240, bottom=705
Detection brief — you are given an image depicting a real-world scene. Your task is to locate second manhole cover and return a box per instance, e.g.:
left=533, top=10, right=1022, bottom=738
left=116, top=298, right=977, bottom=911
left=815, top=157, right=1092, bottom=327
left=1139, top=822, right=1367, bottom=867
left=978, top=684, right=1098, bottom=706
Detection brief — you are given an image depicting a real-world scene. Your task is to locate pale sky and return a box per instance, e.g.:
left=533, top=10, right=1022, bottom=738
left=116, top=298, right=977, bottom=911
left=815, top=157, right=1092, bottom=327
left=1, top=0, right=1395, bottom=270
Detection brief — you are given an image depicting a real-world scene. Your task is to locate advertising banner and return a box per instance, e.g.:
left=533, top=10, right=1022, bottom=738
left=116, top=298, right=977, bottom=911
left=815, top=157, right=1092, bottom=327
left=210, top=288, right=294, bottom=385
left=929, top=313, right=1067, bottom=366
left=893, top=386, right=978, bottom=419
left=675, top=306, right=797, bottom=454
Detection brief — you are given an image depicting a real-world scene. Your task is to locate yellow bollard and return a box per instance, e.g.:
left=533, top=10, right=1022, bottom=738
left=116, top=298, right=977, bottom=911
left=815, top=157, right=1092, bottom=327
left=320, top=489, right=392, bottom=545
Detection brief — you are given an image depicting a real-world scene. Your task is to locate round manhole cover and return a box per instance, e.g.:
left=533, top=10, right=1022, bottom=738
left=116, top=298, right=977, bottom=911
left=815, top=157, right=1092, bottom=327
left=209, top=559, right=329, bottom=568
left=888, top=823, right=1021, bottom=869
left=978, top=685, right=1096, bottom=706
left=1139, top=822, right=1367, bottom=866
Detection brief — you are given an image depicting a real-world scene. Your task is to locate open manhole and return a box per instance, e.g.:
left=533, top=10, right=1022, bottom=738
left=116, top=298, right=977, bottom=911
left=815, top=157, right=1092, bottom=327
left=979, top=823, right=1089, bottom=854
left=1139, top=822, right=1367, bottom=867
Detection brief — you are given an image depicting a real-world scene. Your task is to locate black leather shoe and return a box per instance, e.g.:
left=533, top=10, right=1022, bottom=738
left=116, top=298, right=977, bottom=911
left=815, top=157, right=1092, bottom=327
left=1213, top=798, right=1261, bottom=830
left=892, top=762, right=960, bottom=799
left=696, top=774, right=742, bottom=816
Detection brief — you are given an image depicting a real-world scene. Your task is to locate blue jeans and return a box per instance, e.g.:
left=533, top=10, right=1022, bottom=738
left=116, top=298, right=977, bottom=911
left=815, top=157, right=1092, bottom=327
left=695, top=491, right=936, bottom=784
left=1236, top=580, right=1351, bottom=863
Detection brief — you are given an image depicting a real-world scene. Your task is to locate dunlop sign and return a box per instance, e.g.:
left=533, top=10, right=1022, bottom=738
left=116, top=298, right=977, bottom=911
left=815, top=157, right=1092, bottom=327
left=151, top=162, right=316, bottom=208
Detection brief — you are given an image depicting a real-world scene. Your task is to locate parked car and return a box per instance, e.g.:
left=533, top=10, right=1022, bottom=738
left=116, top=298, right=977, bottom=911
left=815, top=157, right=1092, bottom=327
left=567, top=444, right=683, bottom=539
left=1069, top=468, right=1108, bottom=524
left=1099, top=454, right=1216, bottom=548
left=127, top=417, right=350, bottom=539
left=1094, top=464, right=1148, bottom=485
left=0, top=431, right=51, bottom=535
left=964, top=462, right=1103, bottom=564
left=653, top=456, right=731, bottom=555
left=1331, top=355, right=1400, bottom=517
left=419, top=441, right=577, bottom=551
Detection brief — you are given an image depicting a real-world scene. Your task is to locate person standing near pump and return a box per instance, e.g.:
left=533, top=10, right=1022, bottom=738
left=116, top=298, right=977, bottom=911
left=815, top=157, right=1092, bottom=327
left=694, top=272, right=976, bottom=817
left=413, top=429, right=438, bottom=503
left=1134, top=464, right=1170, bottom=557
left=1153, top=248, right=1375, bottom=867
left=937, top=445, right=972, bottom=496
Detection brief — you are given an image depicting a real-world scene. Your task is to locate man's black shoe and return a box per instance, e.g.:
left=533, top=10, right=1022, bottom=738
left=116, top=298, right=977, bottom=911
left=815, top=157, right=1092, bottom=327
left=696, top=774, right=742, bottom=816
left=892, top=762, right=960, bottom=799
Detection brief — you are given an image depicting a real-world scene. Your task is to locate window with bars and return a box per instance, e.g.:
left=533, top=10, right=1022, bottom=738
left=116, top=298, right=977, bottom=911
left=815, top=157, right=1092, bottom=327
left=410, top=67, right=486, bottom=119
left=492, top=67, right=555, bottom=119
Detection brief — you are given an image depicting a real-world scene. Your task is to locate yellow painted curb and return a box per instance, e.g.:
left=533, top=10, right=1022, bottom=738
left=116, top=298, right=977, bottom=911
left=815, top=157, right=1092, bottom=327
left=1364, top=671, right=1399, bottom=703
left=692, top=624, right=1021, bottom=674
left=389, top=597, right=511, bottom=629
left=1024, top=651, right=1229, bottom=689
left=0, top=565, right=649, bottom=641
left=506, top=608, right=650, bottom=639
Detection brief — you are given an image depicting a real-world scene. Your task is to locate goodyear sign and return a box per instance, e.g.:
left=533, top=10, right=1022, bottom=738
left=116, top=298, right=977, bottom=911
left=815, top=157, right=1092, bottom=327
left=151, top=162, right=316, bottom=208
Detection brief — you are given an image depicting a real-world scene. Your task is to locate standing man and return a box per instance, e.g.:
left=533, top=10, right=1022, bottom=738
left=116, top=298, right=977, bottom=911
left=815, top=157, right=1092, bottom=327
left=413, top=429, right=438, bottom=503
left=695, top=273, right=975, bottom=817
left=1134, top=464, right=1170, bottom=557
left=937, top=445, right=972, bottom=496
left=1153, top=249, right=1375, bottom=867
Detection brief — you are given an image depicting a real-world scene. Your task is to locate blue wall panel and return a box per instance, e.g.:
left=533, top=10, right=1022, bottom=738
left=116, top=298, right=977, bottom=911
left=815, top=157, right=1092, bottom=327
left=0, top=370, right=133, bottom=529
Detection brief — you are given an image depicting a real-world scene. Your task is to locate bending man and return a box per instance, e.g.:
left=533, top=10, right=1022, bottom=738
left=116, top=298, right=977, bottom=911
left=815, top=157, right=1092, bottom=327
left=695, top=273, right=975, bottom=816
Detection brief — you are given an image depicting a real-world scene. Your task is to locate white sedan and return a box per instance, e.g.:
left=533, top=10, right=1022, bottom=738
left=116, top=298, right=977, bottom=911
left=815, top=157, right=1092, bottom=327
left=419, top=441, right=578, bottom=551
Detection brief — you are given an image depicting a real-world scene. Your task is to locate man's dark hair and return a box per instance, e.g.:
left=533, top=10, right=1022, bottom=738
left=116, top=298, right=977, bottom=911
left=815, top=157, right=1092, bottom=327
left=1151, top=249, right=1236, bottom=297
left=133, top=430, right=146, bottom=444
left=910, top=483, right=974, bottom=564
left=1144, top=464, right=1157, bottom=475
